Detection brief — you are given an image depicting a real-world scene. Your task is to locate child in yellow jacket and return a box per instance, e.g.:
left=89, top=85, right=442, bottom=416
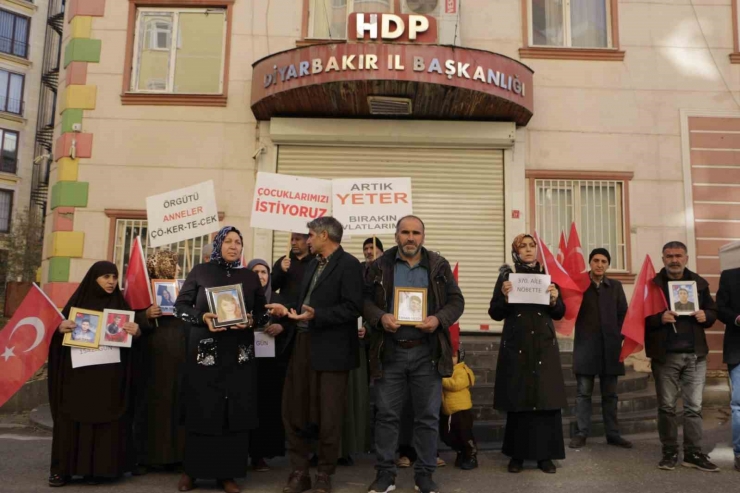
left=440, top=348, right=478, bottom=470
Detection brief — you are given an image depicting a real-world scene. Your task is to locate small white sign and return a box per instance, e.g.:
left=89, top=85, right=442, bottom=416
left=255, top=331, right=275, bottom=358
left=508, top=274, right=551, bottom=305
left=146, top=180, right=220, bottom=248
left=71, top=345, right=121, bottom=368
left=251, top=172, right=332, bottom=233
left=332, top=177, right=413, bottom=236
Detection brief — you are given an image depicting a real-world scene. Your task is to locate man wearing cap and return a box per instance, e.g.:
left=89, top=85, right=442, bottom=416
left=363, top=237, right=384, bottom=278
left=569, top=248, right=632, bottom=449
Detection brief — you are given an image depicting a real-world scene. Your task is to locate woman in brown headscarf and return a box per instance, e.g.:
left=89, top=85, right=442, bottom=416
left=489, top=234, right=567, bottom=474
left=134, top=250, right=187, bottom=472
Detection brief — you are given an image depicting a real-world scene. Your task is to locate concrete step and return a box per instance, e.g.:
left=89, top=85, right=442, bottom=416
left=464, top=350, right=573, bottom=370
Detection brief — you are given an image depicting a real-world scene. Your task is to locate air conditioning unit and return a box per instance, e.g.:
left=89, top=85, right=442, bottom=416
left=401, top=0, right=461, bottom=46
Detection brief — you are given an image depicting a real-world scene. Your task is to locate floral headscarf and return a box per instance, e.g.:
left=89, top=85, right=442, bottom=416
left=511, top=233, right=543, bottom=274
left=211, top=226, right=244, bottom=273
left=146, top=250, right=179, bottom=280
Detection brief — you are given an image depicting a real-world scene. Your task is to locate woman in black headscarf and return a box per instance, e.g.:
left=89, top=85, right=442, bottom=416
left=246, top=258, right=292, bottom=472
left=489, top=234, right=567, bottom=474
left=174, top=227, right=267, bottom=493
left=48, top=261, right=146, bottom=487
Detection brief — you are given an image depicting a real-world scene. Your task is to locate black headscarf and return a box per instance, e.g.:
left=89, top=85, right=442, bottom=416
left=61, top=261, right=129, bottom=317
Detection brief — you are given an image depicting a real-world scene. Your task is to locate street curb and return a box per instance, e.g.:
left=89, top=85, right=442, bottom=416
left=29, top=404, right=53, bottom=432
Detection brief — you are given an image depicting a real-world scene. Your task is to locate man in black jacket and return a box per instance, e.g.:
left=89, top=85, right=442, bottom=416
left=272, top=233, right=312, bottom=305
left=645, top=241, right=718, bottom=472
left=717, top=265, right=740, bottom=472
left=364, top=216, right=464, bottom=493
left=569, top=248, right=632, bottom=450
left=267, top=217, right=364, bottom=493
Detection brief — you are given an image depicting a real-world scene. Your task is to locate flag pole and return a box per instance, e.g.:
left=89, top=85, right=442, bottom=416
left=373, top=235, right=377, bottom=261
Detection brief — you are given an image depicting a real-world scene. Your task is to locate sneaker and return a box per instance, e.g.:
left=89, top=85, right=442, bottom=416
left=368, top=470, right=396, bottom=493
left=507, top=459, right=523, bottom=473
left=283, top=470, right=311, bottom=493
left=396, top=456, right=411, bottom=468
left=568, top=435, right=587, bottom=449
left=606, top=436, right=633, bottom=449
left=414, top=473, right=439, bottom=493
left=682, top=451, right=719, bottom=472
left=460, top=455, right=478, bottom=470
left=314, top=473, right=332, bottom=493
left=436, top=456, right=446, bottom=467
left=537, top=460, right=556, bottom=474
left=658, top=451, right=678, bottom=471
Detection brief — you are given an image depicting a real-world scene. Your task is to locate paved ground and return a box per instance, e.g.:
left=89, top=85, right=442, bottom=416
left=0, top=410, right=738, bottom=493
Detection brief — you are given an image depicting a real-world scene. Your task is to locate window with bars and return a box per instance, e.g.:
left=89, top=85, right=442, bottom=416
left=534, top=178, right=627, bottom=271
left=0, top=9, right=29, bottom=58
left=0, top=189, right=12, bottom=233
left=112, top=218, right=211, bottom=282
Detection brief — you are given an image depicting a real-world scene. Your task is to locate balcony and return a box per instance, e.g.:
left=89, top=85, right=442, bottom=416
left=0, top=35, right=29, bottom=60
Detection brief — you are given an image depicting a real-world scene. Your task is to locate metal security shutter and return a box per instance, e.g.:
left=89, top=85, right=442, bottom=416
left=272, top=146, right=504, bottom=332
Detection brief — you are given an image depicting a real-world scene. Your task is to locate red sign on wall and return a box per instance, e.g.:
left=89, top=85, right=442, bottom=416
left=446, top=0, right=457, bottom=14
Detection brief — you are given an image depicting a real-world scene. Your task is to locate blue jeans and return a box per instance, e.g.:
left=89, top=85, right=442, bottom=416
left=730, top=364, right=740, bottom=457
left=374, top=342, right=442, bottom=475
left=652, top=353, right=707, bottom=453
left=575, top=374, right=620, bottom=439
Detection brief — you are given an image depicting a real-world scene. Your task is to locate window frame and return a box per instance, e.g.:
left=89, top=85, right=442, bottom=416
left=0, top=8, right=30, bottom=59
left=0, top=128, right=19, bottom=174
left=302, top=0, right=398, bottom=41
left=526, top=170, right=635, bottom=282
left=0, top=188, right=13, bottom=234
left=121, top=0, right=234, bottom=107
left=520, top=0, right=624, bottom=61
left=0, top=68, right=24, bottom=116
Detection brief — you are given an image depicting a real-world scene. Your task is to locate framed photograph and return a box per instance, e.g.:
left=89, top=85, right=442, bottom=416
left=394, top=287, right=427, bottom=326
left=100, top=309, right=135, bottom=348
left=63, top=308, right=103, bottom=349
left=206, top=284, right=248, bottom=328
left=152, top=279, right=179, bottom=316
left=668, top=281, right=699, bottom=316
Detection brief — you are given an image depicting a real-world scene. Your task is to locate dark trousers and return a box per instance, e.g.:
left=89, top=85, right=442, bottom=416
left=439, top=409, right=477, bottom=458
left=374, top=342, right=442, bottom=475
left=575, top=374, right=620, bottom=439
left=652, top=353, right=706, bottom=454
left=282, top=332, right=349, bottom=475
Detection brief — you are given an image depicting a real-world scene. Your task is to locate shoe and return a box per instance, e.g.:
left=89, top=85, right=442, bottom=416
left=338, top=455, right=355, bottom=466
left=218, top=479, right=241, bottom=493
left=396, top=456, right=411, bottom=468
left=607, top=436, right=633, bottom=449
left=460, top=455, right=478, bottom=470
left=413, top=472, right=439, bottom=493
left=178, top=474, right=196, bottom=492
left=538, top=460, right=556, bottom=474
left=368, top=470, right=396, bottom=493
left=48, top=474, right=69, bottom=487
left=735, top=456, right=740, bottom=472
left=658, top=451, right=678, bottom=471
left=313, top=473, right=332, bottom=493
left=682, top=451, right=719, bottom=472
left=283, top=470, right=311, bottom=493
left=436, top=456, right=446, bottom=467
left=507, top=459, right=523, bottom=473
left=252, top=458, right=270, bottom=472
left=568, top=435, right=587, bottom=449
left=132, top=464, right=149, bottom=476
left=454, top=453, right=462, bottom=468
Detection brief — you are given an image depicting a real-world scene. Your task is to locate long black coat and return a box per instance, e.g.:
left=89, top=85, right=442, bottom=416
left=573, top=277, right=628, bottom=376
left=174, top=262, right=267, bottom=435
left=294, top=246, right=364, bottom=372
left=717, top=267, right=740, bottom=366
left=489, top=272, right=567, bottom=412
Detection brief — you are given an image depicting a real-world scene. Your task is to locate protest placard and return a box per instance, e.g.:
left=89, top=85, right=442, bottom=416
left=508, top=273, right=551, bottom=305
left=251, top=172, right=332, bottom=233
left=146, top=180, right=220, bottom=248
left=332, top=178, right=413, bottom=235
left=255, top=331, right=275, bottom=358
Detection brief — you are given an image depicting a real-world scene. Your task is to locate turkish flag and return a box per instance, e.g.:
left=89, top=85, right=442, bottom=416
left=123, top=236, right=152, bottom=310
left=449, top=263, right=460, bottom=354
left=563, top=223, right=591, bottom=292
left=619, top=255, right=667, bottom=362
left=534, top=231, right=582, bottom=336
left=556, top=231, right=567, bottom=265
left=0, top=284, right=64, bottom=407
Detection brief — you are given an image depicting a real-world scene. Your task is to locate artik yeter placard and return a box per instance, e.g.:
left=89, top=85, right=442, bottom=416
left=332, top=177, right=413, bottom=236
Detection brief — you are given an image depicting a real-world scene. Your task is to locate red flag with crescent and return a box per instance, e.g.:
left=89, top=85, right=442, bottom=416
left=0, top=284, right=64, bottom=407
left=123, top=236, right=153, bottom=310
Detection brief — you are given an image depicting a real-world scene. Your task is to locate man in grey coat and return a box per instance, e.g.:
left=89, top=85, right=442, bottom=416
left=569, top=248, right=632, bottom=449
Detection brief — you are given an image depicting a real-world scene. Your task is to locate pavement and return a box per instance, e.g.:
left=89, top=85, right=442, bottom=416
left=0, top=409, right=738, bottom=493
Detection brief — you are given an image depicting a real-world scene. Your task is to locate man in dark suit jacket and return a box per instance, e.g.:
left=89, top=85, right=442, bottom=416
left=717, top=266, right=740, bottom=472
left=267, top=216, right=363, bottom=493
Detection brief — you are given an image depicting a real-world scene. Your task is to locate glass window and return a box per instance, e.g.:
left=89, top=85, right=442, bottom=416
left=310, top=0, right=393, bottom=39
left=531, top=0, right=610, bottom=48
left=0, top=189, right=12, bottom=233
left=534, top=179, right=627, bottom=271
left=0, top=129, right=18, bottom=173
left=132, top=8, right=226, bottom=94
left=0, top=10, right=29, bottom=58
left=0, top=69, right=24, bottom=115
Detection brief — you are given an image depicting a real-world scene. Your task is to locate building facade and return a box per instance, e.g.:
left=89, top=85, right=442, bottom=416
left=42, top=0, right=740, bottom=370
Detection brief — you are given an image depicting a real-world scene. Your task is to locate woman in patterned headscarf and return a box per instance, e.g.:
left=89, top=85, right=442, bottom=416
left=134, top=250, right=187, bottom=473
left=488, top=234, right=567, bottom=474
left=174, top=227, right=267, bottom=493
